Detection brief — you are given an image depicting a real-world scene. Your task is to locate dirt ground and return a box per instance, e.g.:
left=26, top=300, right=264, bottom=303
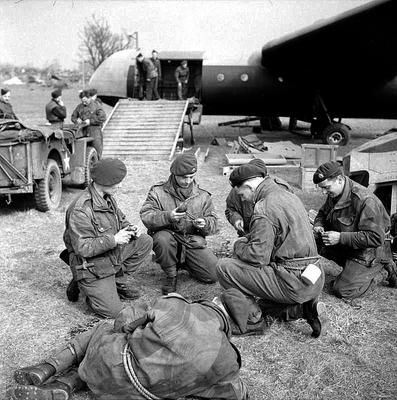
left=1, top=85, right=397, bottom=399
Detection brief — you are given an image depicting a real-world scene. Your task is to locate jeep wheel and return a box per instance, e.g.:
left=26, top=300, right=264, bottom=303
left=84, top=147, right=98, bottom=187
left=34, top=159, right=62, bottom=211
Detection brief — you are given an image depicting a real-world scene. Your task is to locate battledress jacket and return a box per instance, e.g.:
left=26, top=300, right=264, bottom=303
left=45, top=99, right=66, bottom=123
left=78, top=294, right=243, bottom=400
left=225, top=176, right=293, bottom=233
left=71, top=101, right=106, bottom=137
left=313, top=176, right=390, bottom=266
left=0, top=99, right=17, bottom=119
left=63, top=184, right=130, bottom=281
left=140, top=179, right=218, bottom=248
left=234, top=177, right=318, bottom=266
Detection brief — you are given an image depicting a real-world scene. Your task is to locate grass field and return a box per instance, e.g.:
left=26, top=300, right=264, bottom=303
left=1, top=85, right=397, bottom=400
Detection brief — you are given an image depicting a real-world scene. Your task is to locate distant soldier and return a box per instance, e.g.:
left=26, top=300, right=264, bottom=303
left=9, top=292, right=249, bottom=400
left=140, top=152, right=218, bottom=294
left=150, top=49, right=162, bottom=100
left=0, top=88, right=18, bottom=120
left=136, top=53, right=158, bottom=101
left=175, top=60, right=189, bottom=100
left=45, top=89, right=67, bottom=128
left=63, top=158, right=153, bottom=318
left=313, top=161, right=397, bottom=300
left=225, top=159, right=293, bottom=236
left=71, top=90, right=106, bottom=157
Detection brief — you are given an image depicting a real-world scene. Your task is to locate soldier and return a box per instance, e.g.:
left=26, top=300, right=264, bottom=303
left=0, top=88, right=18, bottom=119
left=8, top=292, right=249, bottom=400
left=175, top=60, right=189, bottom=100
left=136, top=53, right=158, bottom=101
left=226, top=159, right=293, bottom=236
left=150, top=50, right=162, bottom=100
left=71, top=90, right=106, bottom=157
left=140, top=152, right=218, bottom=294
left=45, top=89, right=67, bottom=127
left=217, top=163, right=326, bottom=338
left=312, top=161, right=397, bottom=301
left=63, top=158, right=153, bottom=318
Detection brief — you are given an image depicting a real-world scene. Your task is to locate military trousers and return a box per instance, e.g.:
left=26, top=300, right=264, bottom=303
left=217, top=257, right=324, bottom=320
left=321, top=246, right=384, bottom=300
left=152, top=230, right=218, bottom=283
left=78, top=234, right=152, bottom=318
left=87, top=127, right=103, bottom=158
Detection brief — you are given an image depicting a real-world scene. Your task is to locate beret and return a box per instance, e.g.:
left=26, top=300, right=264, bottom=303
left=51, top=89, right=62, bottom=99
left=1, top=88, right=10, bottom=96
left=221, top=288, right=250, bottom=334
left=91, top=158, right=127, bottom=186
left=313, top=161, right=343, bottom=184
left=79, top=90, right=90, bottom=99
left=170, top=152, right=197, bottom=176
left=229, top=163, right=265, bottom=187
left=248, top=158, right=267, bottom=175
left=87, top=88, right=97, bottom=97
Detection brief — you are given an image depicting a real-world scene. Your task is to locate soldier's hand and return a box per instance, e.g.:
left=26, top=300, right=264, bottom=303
left=313, top=226, right=325, bottom=234
left=321, top=231, right=341, bottom=246
left=114, top=228, right=133, bottom=245
left=234, top=219, right=245, bottom=233
left=128, top=224, right=142, bottom=238
left=193, top=218, right=206, bottom=229
left=76, top=118, right=83, bottom=124
left=84, top=119, right=90, bottom=125
left=170, top=207, right=186, bottom=222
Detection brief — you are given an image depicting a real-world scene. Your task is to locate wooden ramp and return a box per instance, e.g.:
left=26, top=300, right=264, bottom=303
left=102, top=99, right=188, bottom=159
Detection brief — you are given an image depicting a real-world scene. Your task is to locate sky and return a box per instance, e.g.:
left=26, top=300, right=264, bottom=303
left=1, top=0, right=370, bottom=70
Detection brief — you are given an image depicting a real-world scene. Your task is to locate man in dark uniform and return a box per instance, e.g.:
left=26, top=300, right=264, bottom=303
left=8, top=292, right=249, bottom=400
left=150, top=50, right=162, bottom=100
left=217, top=163, right=326, bottom=338
left=71, top=90, right=106, bottom=157
left=136, top=53, right=158, bottom=101
left=0, top=88, right=18, bottom=119
left=226, top=159, right=293, bottom=236
left=175, top=60, right=189, bottom=100
left=140, top=152, right=218, bottom=294
left=313, top=161, right=397, bottom=300
left=45, top=89, right=67, bottom=127
left=64, top=158, right=153, bottom=318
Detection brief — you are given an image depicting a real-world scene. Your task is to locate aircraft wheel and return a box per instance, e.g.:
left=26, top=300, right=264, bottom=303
left=83, top=146, right=98, bottom=187
left=322, top=123, right=350, bottom=146
left=34, top=159, right=62, bottom=211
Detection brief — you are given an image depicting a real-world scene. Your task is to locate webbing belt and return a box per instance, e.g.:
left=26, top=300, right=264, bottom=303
left=279, top=256, right=320, bottom=271
left=122, top=344, right=162, bottom=400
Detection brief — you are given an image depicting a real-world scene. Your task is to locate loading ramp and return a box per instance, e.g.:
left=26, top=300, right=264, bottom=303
left=102, top=99, right=188, bottom=160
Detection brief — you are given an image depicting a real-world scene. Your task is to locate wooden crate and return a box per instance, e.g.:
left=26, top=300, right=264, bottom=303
left=301, top=144, right=338, bottom=168
left=300, top=167, right=319, bottom=192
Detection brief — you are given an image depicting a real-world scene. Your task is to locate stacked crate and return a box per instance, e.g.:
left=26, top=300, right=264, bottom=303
left=299, top=144, right=338, bottom=191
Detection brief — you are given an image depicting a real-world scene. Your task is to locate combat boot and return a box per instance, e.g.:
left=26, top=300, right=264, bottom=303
left=66, top=279, right=79, bottom=302
left=14, top=363, right=56, bottom=386
left=7, top=382, right=71, bottom=400
left=384, top=260, right=397, bottom=288
left=231, top=319, right=266, bottom=337
left=116, top=282, right=141, bottom=300
left=161, top=276, right=177, bottom=295
left=303, top=299, right=327, bottom=338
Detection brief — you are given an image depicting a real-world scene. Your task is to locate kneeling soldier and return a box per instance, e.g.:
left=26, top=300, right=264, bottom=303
left=63, top=158, right=152, bottom=318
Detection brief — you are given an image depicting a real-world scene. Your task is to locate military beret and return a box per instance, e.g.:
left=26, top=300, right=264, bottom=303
left=51, top=89, right=62, bottom=99
left=79, top=90, right=90, bottom=99
left=313, top=161, right=343, bottom=184
left=1, top=88, right=10, bottom=96
left=248, top=158, right=267, bottom=175
left=221, top=288, right=250, bottom=334
left=229, top=163, right=265, bottom=187
left=91, top=158, right=127, bottom=186
left=87, top=88, right=97, bottom=97
left=170, top=152, right=197, bottom=176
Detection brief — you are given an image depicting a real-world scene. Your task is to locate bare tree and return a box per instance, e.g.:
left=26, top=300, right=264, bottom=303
left=79, top=14, right=129, bottom=70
